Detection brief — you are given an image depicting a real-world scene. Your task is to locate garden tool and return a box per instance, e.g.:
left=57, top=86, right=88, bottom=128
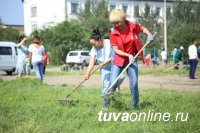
left=104, top=32, right=157, bottom=97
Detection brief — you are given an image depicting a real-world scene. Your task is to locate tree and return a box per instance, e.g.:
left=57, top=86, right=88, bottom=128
left=170, top=25, right=200, bottom=49
left=78, top=0, right=111, bottom=38
left=0, top=19, right=20, bottom=42
left=168, top=1, right=200, bottom=49
left=144, top=2, right=150, bottom=18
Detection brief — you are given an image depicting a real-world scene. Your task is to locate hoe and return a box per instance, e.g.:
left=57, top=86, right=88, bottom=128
left=104, top=32, right=157, bottom=98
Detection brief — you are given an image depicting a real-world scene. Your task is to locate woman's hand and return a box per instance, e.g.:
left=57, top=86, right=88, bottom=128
left=98, top=63, right=105, bottom=68
left=84, top=73, right=90, bottom=80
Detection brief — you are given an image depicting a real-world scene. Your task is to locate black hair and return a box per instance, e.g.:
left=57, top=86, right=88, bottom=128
left=18, top=35, right=26, bottom=43
left=90, top=28, right=101, bottom=40
left=32, top=35, right=40, bottom=44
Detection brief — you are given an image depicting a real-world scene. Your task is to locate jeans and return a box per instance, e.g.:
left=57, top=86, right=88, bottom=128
left=110, top=62, right=139, bottom=108
left=189, top=59, right=198, bottom=79
left=100, top=66, right=111, bottom=108
left=100, top=66, right=125, bottom=108
left=32, top=60, right=44, bottom=80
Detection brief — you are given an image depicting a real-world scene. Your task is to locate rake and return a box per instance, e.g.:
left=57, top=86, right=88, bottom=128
left=58, top=66, right=99, bottom=104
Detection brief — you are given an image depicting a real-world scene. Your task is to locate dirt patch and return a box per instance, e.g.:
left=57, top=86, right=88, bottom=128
left=42, top=74, right=200, bottom=92
left=1, top=70, right=199, bottom=92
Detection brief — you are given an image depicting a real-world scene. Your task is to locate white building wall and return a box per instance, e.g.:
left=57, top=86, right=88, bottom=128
left=24, top=0, right=173, bottom=35
left=24, top=0, right=66, bottom=35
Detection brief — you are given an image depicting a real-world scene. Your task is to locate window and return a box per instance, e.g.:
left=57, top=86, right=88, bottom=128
left=122, top=5, right=128, bottom=14
left=110, top=5, right=116, bottom=11
left=69, top=52, right=78, bottom=56
left=81, top=52, right=89, bottom=56
left=0, top=47, right=12, bottom=55
left=71, top=2, right=78, bottom=14
left=31, top=6, right=37, bottom=17
left=31, top=24, right=37, bottom=31
left=167, top=7, right=172, bottom=17
left=156, top=7, right=161, bottom=17
left=134, top=6, right=139, bottom=17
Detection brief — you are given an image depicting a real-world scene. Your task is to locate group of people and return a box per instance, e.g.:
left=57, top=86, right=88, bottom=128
left=172, top=39, right=199, bottom=79
left=84, top=9, right=154, bottom=109
left=144, top=39, right=199, bottom=80
left=15, top=35, right=49, bottom=80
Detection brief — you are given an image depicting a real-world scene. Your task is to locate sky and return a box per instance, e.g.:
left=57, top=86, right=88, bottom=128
left=0, top=0, right=24, bottom=25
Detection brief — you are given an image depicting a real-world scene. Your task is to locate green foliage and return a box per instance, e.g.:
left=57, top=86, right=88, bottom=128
left=144, top=2, right=150, bottom=18
left=172, top=1, right=199, bottom=27
left=78, top=0, right=111, bottom=38
left=168, top=1, right=200, bottom=52
left=0, top=19, right=20, bottom=42
left=170, top=25, right=200, bottom=47
left=0, top=79, right=200, bottom=132
left=137, top=14, right=162, bottom=50
left=1, top=27, right=20, bottom=42
left=137, top=1, right=200, bottom=55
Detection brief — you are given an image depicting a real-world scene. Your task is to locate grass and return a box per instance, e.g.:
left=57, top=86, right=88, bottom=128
left=0, top=79, right=200, bottom=133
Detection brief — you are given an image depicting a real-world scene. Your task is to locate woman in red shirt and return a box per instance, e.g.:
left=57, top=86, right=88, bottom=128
left=107, top=9, right=154, bottom=109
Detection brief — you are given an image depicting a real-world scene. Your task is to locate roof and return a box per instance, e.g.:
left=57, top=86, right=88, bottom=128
left=0, top=41, right=17, bottom=46
left=4, top=24, right=24, bottom=32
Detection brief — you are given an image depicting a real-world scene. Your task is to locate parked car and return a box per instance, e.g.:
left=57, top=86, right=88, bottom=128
left=66, top=50, right=90, bottom=66
left=0, top=41, right=17, bottom=75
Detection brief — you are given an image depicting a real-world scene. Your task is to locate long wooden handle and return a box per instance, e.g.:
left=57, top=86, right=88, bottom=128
left=66, top=67, right=99, bottom=98
left=163, top=62, right=180, bottom=72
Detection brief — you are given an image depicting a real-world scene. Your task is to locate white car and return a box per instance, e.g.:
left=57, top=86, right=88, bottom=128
left=0, top=41, right=17, bottom=75
left=66, top=50, right=90, bottom=66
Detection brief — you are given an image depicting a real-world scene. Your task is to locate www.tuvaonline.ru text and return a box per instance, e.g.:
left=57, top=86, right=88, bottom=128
left=98, top=110, right=189, bottom=122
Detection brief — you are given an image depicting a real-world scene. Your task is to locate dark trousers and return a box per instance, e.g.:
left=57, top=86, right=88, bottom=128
left=43, top=65, right=46, bottom=75
left=189, top=59, right=198, bottom=79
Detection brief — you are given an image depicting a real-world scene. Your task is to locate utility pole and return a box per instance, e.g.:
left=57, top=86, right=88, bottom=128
left=164, top=0, right=167, bottom=53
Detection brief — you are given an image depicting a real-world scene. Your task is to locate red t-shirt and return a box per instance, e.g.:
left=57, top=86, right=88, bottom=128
left=43, top=54, right=49, bottom=65
left=110, top=20, right=144, bottom=66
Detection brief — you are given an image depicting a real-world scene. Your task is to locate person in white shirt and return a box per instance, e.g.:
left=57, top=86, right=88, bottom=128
left=188, top=39, right=198, bottom=79
left=84, top=29, right=125, bottom=109
left=28, top=36, right=45, bottom=80
left=160, top=49, right=167, bottom=67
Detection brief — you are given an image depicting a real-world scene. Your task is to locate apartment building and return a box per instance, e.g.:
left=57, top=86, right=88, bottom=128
left=23, top=0, right=174, bottom=35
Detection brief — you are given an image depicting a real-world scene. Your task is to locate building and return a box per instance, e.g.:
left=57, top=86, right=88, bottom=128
left=3, top=24, right=24, bottom=33
left=23, top=0, right=175, bottom=35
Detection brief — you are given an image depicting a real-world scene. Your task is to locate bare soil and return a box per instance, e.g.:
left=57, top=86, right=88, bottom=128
left=1, top=71, right=199, bottom=92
